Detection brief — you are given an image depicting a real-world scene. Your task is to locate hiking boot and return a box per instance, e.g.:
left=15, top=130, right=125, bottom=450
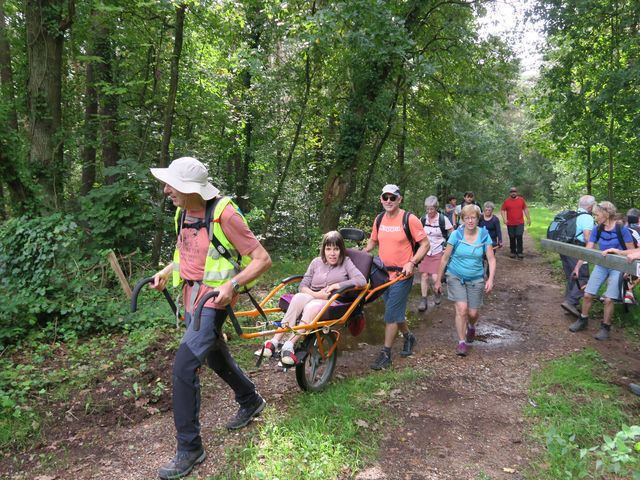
left=629, top=383, right=640, bottom=396
left=158, top=448, right=206, bottom=479
left=418, top=296, right=428, bottom=312
left=509, top=253, right=516, bottom=258
left=434, top=292, right=441, bottom=305
left=456, top=341, right=468, bottom=357
left=517, top=254, right=524, bottom=260
left=560, top=302, right=581, bottom=318
left=594, top=323, right=610, bottom=341
left=400, top=333, right=416, bottom=357
left=225, top=395, right=266, bottom=430
left=371, top=350, right=392, bottom=370
left=466, top=325, right=476, bottom=343
left=568, top=315, right=588, bottom=332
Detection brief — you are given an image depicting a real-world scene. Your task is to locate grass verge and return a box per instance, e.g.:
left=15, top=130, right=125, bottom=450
left=219, top=368, right=424, bottom=479
left=525, top=349, right=639, bottom=479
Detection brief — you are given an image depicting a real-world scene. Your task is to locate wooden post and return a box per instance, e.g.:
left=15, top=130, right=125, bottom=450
left=540, top=239, right=639, bottom=276
left=107, top=250, right=133, bottom=299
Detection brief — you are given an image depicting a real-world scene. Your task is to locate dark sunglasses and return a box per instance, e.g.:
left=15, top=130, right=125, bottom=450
left=382, top=194, right=397, bottom=201
left=510, top=190, right=517, bottom=193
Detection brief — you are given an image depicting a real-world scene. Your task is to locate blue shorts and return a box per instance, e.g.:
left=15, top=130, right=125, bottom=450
left=382, top=276, right=413, bottom=324
left=585, top=265, right=622, bottom=300
left=445, top=273, right=485, bottom=309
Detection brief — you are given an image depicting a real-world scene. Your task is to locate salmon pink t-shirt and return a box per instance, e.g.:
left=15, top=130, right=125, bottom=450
left=370, top=210, right=426, bottom=278
left=177, top=203, right=260, bottom=311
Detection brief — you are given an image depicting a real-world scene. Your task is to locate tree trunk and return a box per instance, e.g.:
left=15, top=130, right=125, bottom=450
left=354, top=75, right=402, bottom=221
left=94, top=15, right=119, bottom=185
left=397, top=88, right=407, bottom=189
left=151, top=3, right=186, bottom=267
left=0, top=0, right=31, bottom=210
left=80, top=57, right=98, bottom=196
left=26, top=0, right=69, bottom=206
left=235, top=3, right=264, bottom=214
left=585, top=145, right=592, bottom=194
left=319, top=62, right=392, bottom=233
left=262, top=47, right=312, bottom=235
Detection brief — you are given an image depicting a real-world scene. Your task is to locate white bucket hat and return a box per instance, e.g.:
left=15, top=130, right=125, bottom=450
left=150, top=157, right=219, bottom=200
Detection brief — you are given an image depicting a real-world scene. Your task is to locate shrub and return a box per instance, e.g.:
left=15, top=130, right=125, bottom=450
left=0, top=213, right=128, bottom=347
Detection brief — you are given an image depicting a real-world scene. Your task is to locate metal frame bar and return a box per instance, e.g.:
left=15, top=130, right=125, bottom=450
left=540, top=239, right=639, bottom=275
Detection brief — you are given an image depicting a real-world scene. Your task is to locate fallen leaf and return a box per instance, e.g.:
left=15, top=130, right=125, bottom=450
left=355, top=419, right=369, bottom=428
left=502, top=467, right=516, bottom=473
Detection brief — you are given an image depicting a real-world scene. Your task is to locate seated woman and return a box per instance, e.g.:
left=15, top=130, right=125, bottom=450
left=255, top=230, right=366, bottom=365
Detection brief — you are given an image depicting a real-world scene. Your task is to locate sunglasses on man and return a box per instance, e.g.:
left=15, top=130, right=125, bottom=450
left=382, top=194, right=398, bottom=201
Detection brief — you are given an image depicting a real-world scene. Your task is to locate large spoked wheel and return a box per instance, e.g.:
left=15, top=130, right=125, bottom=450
left=295, top=331, right=338, bottom=392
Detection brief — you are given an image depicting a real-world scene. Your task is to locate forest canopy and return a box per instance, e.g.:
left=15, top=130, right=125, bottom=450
left=0, top=0, right=638, bottom=345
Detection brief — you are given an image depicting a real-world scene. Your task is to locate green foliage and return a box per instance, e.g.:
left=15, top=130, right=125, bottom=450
left=77, top=159, right=157, bottom=253
left=0, top=213, right=128, bottom=347
left=526, top=349, right=635, bottom=479
left=223, top=368, right=424, bottom=479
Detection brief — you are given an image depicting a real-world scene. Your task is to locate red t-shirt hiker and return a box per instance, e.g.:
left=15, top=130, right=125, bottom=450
left=500, top=187, right=531, bottom=259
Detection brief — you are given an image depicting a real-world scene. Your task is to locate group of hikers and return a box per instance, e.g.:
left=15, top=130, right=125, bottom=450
left=146, top=156, right=638, bottom=479
left=554, top=195, right=640, bottom=341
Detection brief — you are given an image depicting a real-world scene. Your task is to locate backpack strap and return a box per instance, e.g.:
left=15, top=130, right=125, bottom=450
left=375, top=211, right=417, bottom=253
left=206, top=196, right=242, bottom=269
left=615, top=223, right=627, bottom=251
left=375, top=212, right=384, bottom=235
left=438, top=213, right=447, bottom=238
left=594, top=223, right=628, bottom=251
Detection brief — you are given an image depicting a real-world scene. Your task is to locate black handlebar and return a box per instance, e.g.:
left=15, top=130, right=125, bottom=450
left=193, top=290, right=242, bottom=334
left=131, top=277, right=178, bottom=316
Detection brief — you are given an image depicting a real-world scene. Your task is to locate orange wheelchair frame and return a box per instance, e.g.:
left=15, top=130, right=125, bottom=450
left=131, top=228, right=403, bottom=392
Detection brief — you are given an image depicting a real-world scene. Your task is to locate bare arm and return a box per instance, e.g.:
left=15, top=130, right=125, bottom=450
left=403, top=236, right=430, bottom=276
left=524, top=207, right=531, bottom=226
left=485, top=244, right=496, bottom=292
left=364, top=238, right=378, bottom=254
left=151, top=263, right=173, bottom=291
left=573, top=241, right=595, bottom=275
left=434, top=243, right=454, bottom=292
left=217, top=244, right=272, bottom=306
left=501, top=209, right=507, bottom=224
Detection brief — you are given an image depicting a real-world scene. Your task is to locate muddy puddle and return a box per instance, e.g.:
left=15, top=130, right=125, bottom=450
left=340, top=285, right=524, bottom=351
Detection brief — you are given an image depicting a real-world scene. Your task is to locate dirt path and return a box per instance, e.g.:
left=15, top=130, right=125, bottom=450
left=3, top=232, right=640, bottom=480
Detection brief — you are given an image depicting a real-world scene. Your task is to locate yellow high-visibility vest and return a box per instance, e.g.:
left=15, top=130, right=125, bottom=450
left=172, top=197, right=253, bottom=289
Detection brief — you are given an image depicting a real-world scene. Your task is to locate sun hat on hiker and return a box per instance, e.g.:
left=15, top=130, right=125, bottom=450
left=381, top=184, right=401, bottom=196
left=150, top=157, right=219, bottom=200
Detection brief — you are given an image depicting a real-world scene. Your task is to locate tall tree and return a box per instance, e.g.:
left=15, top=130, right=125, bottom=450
left=151, top=3, right=187, bottom=266
left=0, top=0, right=31, bottom=211
left=25, top=0, right=72, bottom=206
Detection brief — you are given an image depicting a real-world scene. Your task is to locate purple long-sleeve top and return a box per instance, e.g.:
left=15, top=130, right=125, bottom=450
left=299, top=256, right=367, bottom=292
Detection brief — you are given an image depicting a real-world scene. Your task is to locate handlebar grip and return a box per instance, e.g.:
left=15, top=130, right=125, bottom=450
left=193, top=290, right=242, bottom=334
left=131, top=277, right=178, bottom=316
left=131, top=277, right=154, bottom=312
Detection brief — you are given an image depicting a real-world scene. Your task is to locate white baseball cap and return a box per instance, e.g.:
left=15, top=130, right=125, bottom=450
left=381, top=184, right=401, bottom=196
left=150, top=157, right=219, bottom=200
